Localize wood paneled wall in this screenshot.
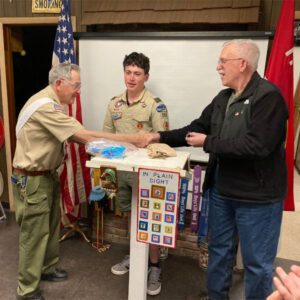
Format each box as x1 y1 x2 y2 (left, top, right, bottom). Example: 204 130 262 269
0 0 299 32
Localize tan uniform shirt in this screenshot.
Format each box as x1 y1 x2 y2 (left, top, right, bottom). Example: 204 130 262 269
103 88 169 134
13 85 83 171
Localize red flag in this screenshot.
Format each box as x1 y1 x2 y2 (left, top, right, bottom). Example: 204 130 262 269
265 0 295 211
52 0 91 224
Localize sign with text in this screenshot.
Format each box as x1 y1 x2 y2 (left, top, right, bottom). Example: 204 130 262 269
137 168 180 248
32 0 62 13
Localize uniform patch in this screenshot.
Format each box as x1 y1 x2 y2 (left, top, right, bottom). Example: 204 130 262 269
115 100 123 108
142 103 147 108
164 121 169 130
137 123 143 129
154 97 162 103
161 112 168 118
156 104 167 113
54 104 64 111
112 113 122 120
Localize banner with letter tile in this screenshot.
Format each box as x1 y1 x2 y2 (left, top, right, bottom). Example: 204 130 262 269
137 168 180 248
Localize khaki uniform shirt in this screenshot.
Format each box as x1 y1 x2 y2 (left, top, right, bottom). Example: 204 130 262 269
103 88 169 134
13 85 83 171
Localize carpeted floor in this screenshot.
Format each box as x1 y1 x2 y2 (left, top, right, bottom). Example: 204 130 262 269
277 211 300 261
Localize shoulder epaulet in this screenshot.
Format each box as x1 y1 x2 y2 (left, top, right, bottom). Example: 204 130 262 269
110 96 117 101
154 97 162 103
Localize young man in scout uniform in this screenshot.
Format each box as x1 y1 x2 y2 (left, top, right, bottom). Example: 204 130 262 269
103 52 169 296
12 62 147 300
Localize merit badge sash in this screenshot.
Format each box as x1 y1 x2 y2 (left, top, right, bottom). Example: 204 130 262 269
197 189 210 244
190 165 201 231
177 178 189 229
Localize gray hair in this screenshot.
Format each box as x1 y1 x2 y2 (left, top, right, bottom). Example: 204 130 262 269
223 39 260 71
49 63 80 84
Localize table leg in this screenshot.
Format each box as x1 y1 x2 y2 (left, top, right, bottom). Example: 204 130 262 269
128 172 149 300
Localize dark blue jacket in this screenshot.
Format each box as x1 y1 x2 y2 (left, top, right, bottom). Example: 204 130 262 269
160 72 289 204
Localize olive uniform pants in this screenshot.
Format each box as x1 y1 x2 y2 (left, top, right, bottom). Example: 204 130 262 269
12 173 61 297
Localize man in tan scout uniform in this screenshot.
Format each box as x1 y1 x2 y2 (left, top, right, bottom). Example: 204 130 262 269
103 52 169 296
12 62 147 300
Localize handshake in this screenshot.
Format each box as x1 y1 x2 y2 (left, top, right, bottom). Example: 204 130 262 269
132 131 160 148
124 130 207 149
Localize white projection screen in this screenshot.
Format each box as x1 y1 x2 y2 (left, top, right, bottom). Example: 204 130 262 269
78 33 269 162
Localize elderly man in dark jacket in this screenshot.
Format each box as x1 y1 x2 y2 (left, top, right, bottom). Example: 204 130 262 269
145 39 289 300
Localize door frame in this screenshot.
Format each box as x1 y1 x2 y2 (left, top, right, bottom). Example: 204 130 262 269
0 17 76 210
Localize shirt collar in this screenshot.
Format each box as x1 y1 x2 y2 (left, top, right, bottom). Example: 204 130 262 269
121 88 147 104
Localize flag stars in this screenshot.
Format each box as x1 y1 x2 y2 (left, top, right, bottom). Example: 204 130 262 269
61 14 66 22
62 26 67 33
62 37 68 44
57 37 61 44
63 48 68 55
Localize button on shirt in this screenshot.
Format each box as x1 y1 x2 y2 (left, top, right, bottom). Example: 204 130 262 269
13 85 84 171
103 88 169 134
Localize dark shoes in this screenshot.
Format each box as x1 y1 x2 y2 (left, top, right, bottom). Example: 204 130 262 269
41 268 68 282
16 292 45 300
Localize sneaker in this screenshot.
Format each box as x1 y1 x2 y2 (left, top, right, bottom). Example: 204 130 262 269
111 255 130 275
147 266 162 296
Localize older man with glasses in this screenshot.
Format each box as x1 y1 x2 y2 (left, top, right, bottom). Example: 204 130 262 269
144 39 289 300
12 62 148 300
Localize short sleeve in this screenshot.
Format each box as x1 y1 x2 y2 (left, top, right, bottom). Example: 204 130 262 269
32 102 84 142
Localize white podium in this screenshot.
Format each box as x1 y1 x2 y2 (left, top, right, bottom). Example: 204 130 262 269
86 148 190 300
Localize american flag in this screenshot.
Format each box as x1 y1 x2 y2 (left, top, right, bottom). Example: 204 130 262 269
52 0 91 225
265 0 295 211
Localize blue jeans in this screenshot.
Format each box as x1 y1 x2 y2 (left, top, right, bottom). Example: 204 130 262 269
207 184 283 300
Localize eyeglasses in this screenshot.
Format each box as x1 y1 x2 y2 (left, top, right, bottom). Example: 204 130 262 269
62 78 81 90
217 58 243 65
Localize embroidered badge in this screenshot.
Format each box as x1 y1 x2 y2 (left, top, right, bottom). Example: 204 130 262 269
156 104 167 113
142 103 147 108
112 113 122 120
54 104 64 111
164 121 169 130
115 100 123 108
244 99 249 104
137 123 143 129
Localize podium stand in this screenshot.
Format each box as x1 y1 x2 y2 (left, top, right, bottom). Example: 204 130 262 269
86 148 190 300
